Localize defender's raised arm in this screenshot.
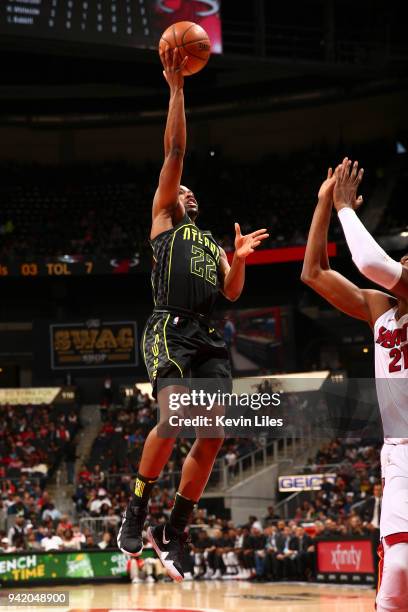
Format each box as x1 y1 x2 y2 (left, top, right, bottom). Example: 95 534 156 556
301 166 389 326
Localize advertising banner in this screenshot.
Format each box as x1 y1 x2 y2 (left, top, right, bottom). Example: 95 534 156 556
0 550 132 584
316 539 375 584
50 320 138 370
0 388 61 406
278 473 336 492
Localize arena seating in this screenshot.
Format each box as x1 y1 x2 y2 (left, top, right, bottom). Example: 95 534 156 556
0 402 79 483
0 142 395 260
1 405 381 583
0 402 80 552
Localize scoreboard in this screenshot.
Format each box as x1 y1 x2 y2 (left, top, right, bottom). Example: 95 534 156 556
1 0 157 48
0 255 143 277
0 1 223 52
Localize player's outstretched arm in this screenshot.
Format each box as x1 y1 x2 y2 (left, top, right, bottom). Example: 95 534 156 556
220 223 269 301
151 46 188 240
301 167 390 325
334 157 408 299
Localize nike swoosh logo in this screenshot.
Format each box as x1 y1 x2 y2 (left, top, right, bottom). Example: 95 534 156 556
162 525 170 545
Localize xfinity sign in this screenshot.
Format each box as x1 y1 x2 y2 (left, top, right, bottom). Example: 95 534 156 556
278 473 336 492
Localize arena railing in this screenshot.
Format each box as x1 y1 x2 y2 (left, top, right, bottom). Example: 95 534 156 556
227 428 313 487
79 516 121 540
103 426 313 495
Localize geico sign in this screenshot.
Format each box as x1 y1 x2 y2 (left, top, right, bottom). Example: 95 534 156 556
278 473 336 492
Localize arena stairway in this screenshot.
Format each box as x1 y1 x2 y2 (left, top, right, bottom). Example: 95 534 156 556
204 435 328 524
48 404 102 518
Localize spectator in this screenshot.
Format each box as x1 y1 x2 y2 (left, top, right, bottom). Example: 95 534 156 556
263 505 280 526
0 537 14 553
71 524 86 548
61 528 80 550
89 488 112 516
98 532 113 550
224 446 238 479
81 534 96 550
274 526 298 580
42 503 61 523
64 441 77 485
26 531 43 551
359 482 382 530
7 514 27 545
291 526 314 580
41 528 63 551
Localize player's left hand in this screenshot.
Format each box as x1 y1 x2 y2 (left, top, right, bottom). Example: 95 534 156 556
317 167 336 202
234 223 269 260
333 157 364 212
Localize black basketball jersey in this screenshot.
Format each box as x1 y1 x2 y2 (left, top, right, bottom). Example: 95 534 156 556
150 214 222 316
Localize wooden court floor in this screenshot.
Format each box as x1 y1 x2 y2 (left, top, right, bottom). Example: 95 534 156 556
10 581 376 612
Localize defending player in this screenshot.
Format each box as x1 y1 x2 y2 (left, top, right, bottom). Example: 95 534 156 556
302 157 408 611
117 46 269 581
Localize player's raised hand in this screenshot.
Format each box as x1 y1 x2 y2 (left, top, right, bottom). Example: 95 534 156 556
234 223 269 260
317 167 336 202
333 157 364 212
160 46 188 92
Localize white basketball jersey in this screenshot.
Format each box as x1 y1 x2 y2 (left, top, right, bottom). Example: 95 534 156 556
374 306 408 444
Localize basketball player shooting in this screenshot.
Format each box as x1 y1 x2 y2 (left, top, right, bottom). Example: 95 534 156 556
302 157 408 611
117 46 269 582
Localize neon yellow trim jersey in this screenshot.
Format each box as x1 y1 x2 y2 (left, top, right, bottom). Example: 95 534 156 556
150 214 222 316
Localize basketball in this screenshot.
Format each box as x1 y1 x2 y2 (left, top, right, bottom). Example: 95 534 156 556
159 21 211 76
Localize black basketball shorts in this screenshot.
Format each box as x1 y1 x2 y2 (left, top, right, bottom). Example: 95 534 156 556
141 310 232 398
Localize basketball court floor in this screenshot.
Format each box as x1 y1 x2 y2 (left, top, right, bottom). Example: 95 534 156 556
10 581 376 612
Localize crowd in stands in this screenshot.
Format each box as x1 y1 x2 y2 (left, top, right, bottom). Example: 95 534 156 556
129 438 382 582
0 512 115 554
0 395 382 583
2 420 381 583
73 387 262 520
0 139 395 260
0 401 80 552
0 402 79 484
1 474 382 584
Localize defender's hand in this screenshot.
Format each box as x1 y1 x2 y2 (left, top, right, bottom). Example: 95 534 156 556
333 157 364 212
234 223 269 260
160 46 188 92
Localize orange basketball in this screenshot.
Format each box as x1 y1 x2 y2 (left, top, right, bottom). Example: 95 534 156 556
159 21 211 76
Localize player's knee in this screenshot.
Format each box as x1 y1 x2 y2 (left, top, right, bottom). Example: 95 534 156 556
387 553 408 580
201 437 224 452
377 552 408 610
377 588 408 611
